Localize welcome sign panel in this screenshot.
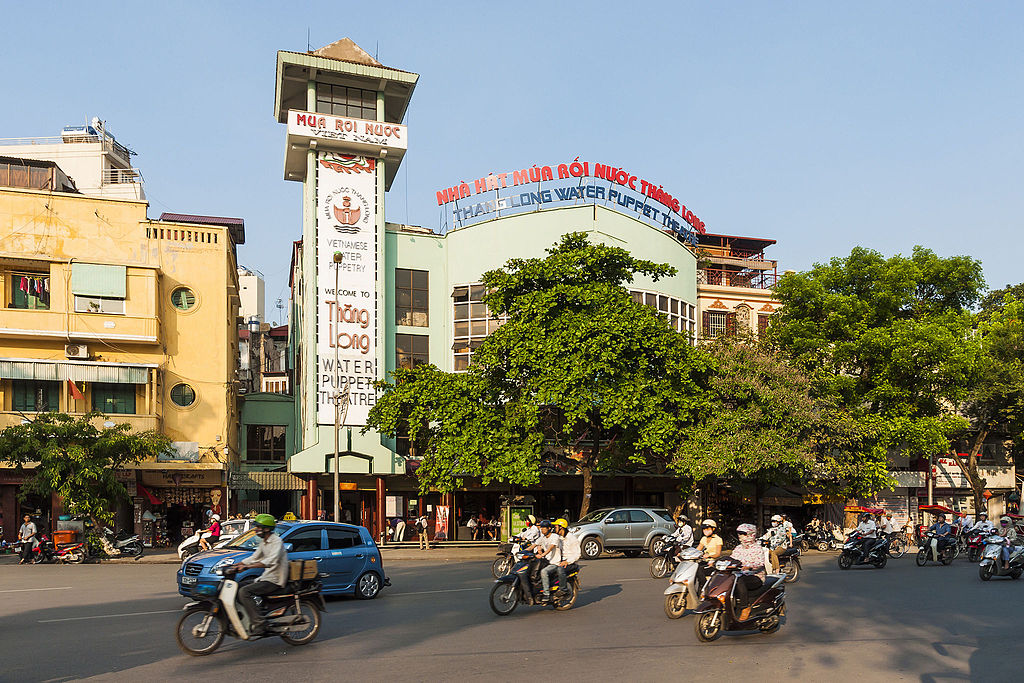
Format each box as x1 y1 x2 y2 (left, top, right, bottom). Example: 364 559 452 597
315 152 377 426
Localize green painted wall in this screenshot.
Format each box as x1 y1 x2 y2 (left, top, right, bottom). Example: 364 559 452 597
239 392 296 470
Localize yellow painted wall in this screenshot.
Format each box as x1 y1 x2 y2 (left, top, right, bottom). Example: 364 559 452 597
0 186 240 465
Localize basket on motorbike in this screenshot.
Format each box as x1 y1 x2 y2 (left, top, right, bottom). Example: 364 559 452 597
498 542 513 555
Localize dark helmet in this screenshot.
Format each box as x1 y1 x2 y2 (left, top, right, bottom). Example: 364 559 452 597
537 520 552 528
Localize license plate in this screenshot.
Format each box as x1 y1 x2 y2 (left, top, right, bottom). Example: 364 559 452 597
182 576 197 586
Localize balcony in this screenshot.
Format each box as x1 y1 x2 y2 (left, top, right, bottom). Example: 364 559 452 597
699 268 779 290
0 308 159 344
0 412 159 432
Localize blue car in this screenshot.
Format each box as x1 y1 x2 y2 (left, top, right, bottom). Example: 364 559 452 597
176 521 389 599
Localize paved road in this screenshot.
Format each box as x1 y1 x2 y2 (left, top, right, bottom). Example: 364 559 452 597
1 550 1022 681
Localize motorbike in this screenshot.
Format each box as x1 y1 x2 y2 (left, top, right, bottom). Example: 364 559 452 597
651 537 686 579
489 550 580 616
663 547 708 618
30 534 57 564
692 556 786 642
837 532 891 569
965 531 989 563
915 531 956 566
776 546 802 582
55 541 87 564
792 532 809 553
492 536 526 579
102 526 144 558
175 561 324 656
978 536 1024 581
808 523 842 552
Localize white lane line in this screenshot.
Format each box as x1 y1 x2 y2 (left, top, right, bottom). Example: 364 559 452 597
390 587 486 596
39 609 180 623
615 578 652 582
0 586 73 594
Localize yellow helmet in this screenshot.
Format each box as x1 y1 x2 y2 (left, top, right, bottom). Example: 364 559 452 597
553 518 570 529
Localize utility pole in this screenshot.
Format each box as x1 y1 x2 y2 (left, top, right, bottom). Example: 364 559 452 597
333 251 343 522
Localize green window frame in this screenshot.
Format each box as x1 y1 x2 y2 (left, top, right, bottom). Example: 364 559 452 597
12 380 59 412
245 425 287 462
170 383 196 407
9 272 50 310
171 287 196 311
91 382 136 415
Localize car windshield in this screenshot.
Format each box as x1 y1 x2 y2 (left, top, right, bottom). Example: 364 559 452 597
654 509 674 522
577 509 612 524
224 529 262 549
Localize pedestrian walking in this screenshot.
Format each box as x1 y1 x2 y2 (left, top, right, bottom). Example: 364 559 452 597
18 514 37 564
417 514 429 550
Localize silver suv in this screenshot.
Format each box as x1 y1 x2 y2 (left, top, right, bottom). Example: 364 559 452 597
569 507 676 560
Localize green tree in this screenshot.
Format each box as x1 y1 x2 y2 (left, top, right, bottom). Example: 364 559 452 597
0 412 171 532
769 246 986 506
367 233 712 518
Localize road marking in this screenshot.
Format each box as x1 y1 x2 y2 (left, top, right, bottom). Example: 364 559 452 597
0 586 73 594
390 587 486 596
39 609 180 623
615 578 652 582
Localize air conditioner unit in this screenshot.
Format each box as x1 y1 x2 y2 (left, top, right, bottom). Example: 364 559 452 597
65 344 89 359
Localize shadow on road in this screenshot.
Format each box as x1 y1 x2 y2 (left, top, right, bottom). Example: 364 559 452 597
575 583 623 608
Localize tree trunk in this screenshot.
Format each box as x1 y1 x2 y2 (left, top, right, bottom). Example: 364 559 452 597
949 427 989 515
579 465 593 520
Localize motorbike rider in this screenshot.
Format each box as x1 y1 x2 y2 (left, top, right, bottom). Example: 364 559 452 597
519 514 541 545
552 519 580 598
761 515 789 573
730 523 767 620
694 520 723 588
199 514 222 551
927 513 953 562
235 514 288 634
669 516 694 548
997 516 1018 570
854 512 877 557
970 512 995 535
532 520 563 603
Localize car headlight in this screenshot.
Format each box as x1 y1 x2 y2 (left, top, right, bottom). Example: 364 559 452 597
211 557 235 573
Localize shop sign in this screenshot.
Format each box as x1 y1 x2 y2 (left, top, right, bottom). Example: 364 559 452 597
158 442 201 463
316 151 378 426
434 505 450 541
933 457 970 488
435 160 706 240
139 470 223 488
287 110 408 151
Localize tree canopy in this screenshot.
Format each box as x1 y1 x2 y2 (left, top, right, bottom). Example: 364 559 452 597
367 232 712 517
0 412 171 528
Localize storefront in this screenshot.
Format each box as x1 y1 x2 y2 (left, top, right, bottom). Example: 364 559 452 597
133 469 225 546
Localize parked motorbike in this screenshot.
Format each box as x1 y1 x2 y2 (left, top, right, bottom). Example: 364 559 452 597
175 561 324 656
651 538 685 579
837 532 891 570
489 551 580 616
808 523 842 552
29 534 57 564
55 541 87 564
978 536 1024 581
663 547 708 618
692 557 786 642
102 526 144 559
492 537 523 579
915 531 956 566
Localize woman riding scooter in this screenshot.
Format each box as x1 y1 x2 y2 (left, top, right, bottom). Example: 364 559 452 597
730 523 767 620
997 516 1018 570
694 520 723 588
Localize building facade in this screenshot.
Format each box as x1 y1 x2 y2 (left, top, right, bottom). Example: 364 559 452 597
0 130 242 544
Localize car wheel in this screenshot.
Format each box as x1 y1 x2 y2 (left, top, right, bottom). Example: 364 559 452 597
649 536 667 558
581 537 603 560
355 571 382 599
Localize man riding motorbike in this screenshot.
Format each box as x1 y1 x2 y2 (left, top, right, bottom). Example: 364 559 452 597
729 523 767 621
854 513 877 557
970 512 995 535
533 521 563 603
927 513 954 562
997 516 1018 570
235 514 288 634
761 515 790 573
553 519 580 599
669 516 695 548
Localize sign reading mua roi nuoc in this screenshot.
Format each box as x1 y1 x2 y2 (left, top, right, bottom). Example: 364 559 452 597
316 152 377 426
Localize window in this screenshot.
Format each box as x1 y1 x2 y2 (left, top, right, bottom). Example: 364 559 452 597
9 272 50 310
395 268 428 326
12 380 59 412
315 83 377 120
758 314 771 336
606 511 629 524
396 334 429 369
327 528 362 550
628 289 697 341
703 311 734 339
171 287 196 311
74 295 124 314
285 528 323 553
91 383 136 414
628 510 653 523
246 425 287 462
452 283 507 370
170 383 196 407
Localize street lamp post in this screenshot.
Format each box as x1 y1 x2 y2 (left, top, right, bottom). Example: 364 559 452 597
333 251 343 522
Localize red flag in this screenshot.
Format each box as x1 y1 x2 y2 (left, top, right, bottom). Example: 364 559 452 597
68 380 85 401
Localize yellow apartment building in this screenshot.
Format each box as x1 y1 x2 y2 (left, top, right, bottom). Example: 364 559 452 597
0 150 243 545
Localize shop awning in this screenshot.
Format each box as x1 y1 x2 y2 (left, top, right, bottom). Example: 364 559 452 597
229 471 306 491
0 358 154 384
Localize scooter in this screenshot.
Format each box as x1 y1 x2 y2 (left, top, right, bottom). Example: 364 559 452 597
915 531 956 566
31 534 57 564
102 526 144 558
838 532 891 569
489 550 580 616
692 557 786 642
55 541 87 564
492 536 524 579
175 561 324 656
663 547 708 618
776 546 802 582
965 531 989 563
651 537 686 579
978 536 1024 581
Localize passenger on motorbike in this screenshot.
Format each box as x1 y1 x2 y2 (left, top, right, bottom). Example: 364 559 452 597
520 515 541 545
730 523 767 620
761 515 789 573
553 519 580 598
669 516 694 548
970 512 995 535
928 514 954 561
235 514 288 634
855 513 877 556
532 521 563 603
997 516 1018 569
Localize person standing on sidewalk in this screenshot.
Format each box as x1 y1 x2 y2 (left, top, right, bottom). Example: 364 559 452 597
417 513 429 550
18 514 37 564
394 516 406 542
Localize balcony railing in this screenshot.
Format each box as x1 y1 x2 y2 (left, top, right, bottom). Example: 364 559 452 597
102 167 142 184
699 269 779 289
0 134 132 161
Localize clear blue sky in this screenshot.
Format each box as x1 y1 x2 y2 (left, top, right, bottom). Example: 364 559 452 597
2 2 1021 320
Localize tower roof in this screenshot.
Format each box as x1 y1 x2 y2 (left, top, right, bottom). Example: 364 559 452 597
312 38 382 67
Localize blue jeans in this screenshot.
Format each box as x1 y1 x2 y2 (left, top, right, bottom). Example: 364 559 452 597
540 564 559 596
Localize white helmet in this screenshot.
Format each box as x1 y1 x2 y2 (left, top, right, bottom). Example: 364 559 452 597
210 514 220 521
771 514 783 522
701 519 717 529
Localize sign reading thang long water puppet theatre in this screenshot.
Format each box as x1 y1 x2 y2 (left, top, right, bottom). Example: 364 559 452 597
316 152 377 426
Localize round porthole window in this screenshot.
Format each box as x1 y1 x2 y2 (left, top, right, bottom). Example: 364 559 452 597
170 383 196 407
171 287 196 311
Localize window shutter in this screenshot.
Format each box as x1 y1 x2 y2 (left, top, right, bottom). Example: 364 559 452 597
726 312 737 336
702 311 710 338
71 263 126 298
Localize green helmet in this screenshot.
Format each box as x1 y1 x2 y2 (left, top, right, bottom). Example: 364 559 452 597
254 514 276 530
